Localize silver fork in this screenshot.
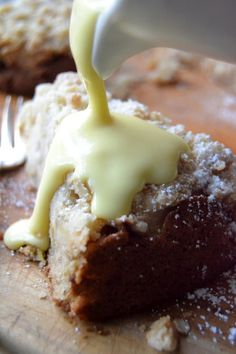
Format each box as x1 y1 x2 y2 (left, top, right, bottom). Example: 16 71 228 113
0 96 26 170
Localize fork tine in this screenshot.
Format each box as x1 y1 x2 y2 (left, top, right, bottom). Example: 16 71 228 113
0 95 26 170
14 96 24 147
1 95 14 148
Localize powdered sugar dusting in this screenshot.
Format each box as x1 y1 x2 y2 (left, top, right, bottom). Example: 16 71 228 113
146 266 235 350
183 266 236 346
228 327 236 345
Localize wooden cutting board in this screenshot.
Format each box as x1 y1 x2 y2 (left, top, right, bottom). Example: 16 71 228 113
1 55 236 354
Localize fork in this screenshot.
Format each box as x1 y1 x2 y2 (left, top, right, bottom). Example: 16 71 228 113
0 96 26 170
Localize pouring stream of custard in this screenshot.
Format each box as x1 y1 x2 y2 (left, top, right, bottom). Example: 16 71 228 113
4 0 188 251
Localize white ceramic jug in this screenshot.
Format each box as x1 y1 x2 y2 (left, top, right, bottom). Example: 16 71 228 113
92 0 236 78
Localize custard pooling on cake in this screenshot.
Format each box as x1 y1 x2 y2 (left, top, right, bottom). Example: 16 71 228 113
4 0 187 251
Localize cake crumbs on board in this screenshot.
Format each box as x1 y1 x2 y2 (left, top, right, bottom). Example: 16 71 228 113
143 264 236 351
146 316 179 352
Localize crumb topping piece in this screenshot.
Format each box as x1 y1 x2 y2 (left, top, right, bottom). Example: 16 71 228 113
146 316 179 352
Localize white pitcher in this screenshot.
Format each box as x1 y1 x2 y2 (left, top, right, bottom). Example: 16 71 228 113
92 0 236 78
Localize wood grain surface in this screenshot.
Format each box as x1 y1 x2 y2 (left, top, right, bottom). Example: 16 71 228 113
1 55 236 354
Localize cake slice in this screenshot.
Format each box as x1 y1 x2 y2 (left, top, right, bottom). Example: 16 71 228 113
20 72 236 320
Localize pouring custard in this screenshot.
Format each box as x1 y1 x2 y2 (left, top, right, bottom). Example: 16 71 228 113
4 0 188 251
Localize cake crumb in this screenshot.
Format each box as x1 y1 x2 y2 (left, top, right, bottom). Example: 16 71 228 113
146 316 178 352
39 292 47 300
174 319 190 336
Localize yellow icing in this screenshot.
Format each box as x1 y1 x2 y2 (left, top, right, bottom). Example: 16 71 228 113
4 0 188 251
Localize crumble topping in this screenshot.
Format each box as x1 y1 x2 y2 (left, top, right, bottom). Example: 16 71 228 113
0 0 72 57
20 72 236 226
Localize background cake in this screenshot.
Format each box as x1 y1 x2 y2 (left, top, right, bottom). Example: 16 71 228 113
0 0 75 96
